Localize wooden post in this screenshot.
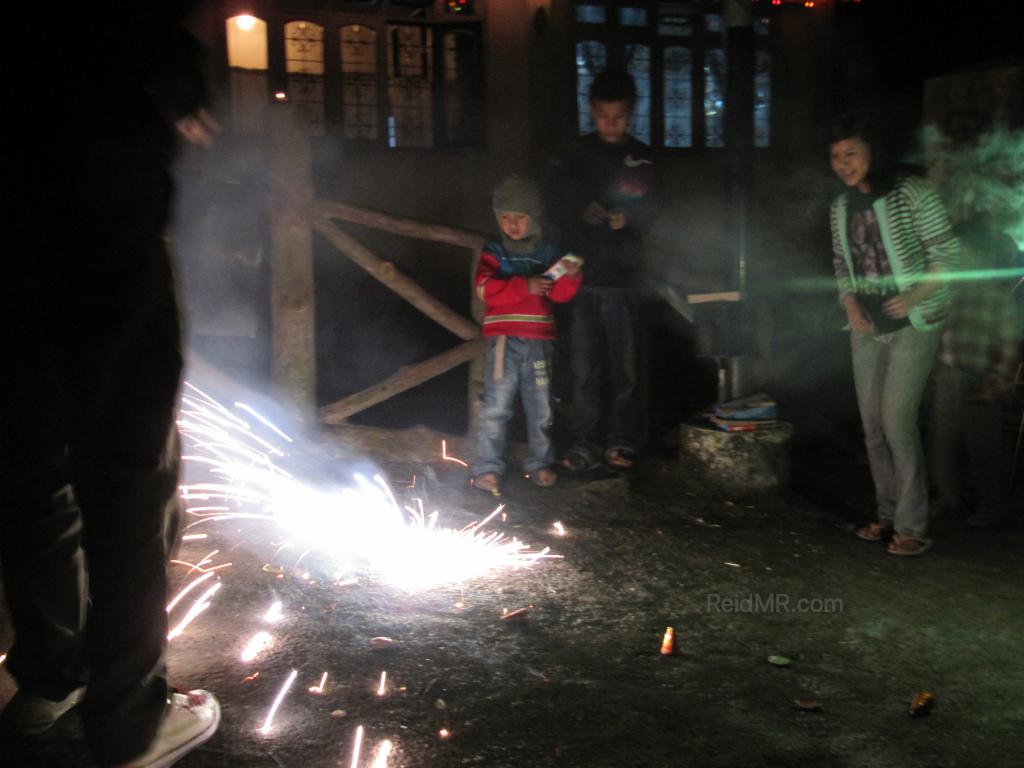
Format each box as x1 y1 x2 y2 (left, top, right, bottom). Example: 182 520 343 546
267 103 316 418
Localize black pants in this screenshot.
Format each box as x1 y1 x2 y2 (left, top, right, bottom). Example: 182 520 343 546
2 138 183 765
567 288 643 459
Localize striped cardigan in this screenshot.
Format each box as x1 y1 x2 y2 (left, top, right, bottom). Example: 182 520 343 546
831 176 960 331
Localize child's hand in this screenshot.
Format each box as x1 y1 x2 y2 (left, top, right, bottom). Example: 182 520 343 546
583 201 609 225
527 276 553 295
608 209 627 230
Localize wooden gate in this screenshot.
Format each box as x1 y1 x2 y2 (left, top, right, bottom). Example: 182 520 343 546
267 105 486 432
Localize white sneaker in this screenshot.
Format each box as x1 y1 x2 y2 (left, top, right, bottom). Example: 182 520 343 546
116 689 220 768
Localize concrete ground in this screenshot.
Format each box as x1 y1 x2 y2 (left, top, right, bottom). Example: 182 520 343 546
1 435 1022 768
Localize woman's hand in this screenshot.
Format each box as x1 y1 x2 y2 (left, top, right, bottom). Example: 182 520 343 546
883 291 919 318
842 296 875 334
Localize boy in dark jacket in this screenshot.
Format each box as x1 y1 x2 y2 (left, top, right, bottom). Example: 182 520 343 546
548 69 656 472
471 176 582 495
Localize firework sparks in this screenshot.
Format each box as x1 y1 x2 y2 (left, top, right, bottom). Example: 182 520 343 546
309 672 328 694
441 440 468 467
0 652 6 665
167 581 222 641
263 600 284 623
166 570 216 612
552 521 567 536
376 670 388 696
348 725 365 768
240 631 273 662
178 384 559 590
370 739 394 768
260 669 298 735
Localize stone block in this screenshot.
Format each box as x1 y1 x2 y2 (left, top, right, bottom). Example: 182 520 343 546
679 420 793 495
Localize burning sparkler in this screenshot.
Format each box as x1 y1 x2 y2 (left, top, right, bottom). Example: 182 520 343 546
240 631 273 662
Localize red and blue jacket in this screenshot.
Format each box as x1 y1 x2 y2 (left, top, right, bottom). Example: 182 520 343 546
475 240 581 340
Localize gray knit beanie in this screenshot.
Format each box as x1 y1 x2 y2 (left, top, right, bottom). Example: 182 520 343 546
492 174 543 251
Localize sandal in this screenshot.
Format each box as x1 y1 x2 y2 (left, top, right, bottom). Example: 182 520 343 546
527 467 557 488
855 521 893 541
887 534 931 556
561 448 600 474
471 473 502 497
604 447 636 470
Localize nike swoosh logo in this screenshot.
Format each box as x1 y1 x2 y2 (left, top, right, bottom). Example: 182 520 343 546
624 154 653 167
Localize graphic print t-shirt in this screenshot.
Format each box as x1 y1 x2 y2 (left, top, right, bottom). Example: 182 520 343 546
848 191 909 334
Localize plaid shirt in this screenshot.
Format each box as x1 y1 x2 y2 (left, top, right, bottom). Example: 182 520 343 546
940 238 1022 377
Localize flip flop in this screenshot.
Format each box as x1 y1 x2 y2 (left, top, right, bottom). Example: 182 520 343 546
528 467 558 488
604 447 636 470
886 535 932 556
856 521 893 541
471 473 502 497
561 448 600 474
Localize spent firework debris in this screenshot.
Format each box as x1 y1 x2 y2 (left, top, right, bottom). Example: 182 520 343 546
240 631 274 662
552 521 567 536
260 669 298 735
369 637 394 649
500 605 533 621
660 626 675 656
242 672 261 683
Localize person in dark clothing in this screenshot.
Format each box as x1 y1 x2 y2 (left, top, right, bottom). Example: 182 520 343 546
1 4 220 766
547 69 656 472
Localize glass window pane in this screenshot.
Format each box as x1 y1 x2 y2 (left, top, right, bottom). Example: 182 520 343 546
387 25 434 147
285 21 325 135
619 7 648 26
227 15 268 70
576 4 606 23
341 24 378 140
754 50 771 148
704 47 726 147
658 4 693 36
575 40 607 135
663 46 692 147
227 16 268 135
704 13 724 33
443 30 481 145
625 43 651 145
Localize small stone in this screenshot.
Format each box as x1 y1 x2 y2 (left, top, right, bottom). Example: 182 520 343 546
330 709 347 718
435 698 447 709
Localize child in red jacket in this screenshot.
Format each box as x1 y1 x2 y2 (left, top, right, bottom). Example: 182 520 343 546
471 175 582 495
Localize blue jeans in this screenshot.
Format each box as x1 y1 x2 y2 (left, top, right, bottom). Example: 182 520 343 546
472 337 554 477
850 326 939 539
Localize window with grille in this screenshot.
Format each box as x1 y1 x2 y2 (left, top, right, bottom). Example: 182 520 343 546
572 2 772 150
222 7 483 148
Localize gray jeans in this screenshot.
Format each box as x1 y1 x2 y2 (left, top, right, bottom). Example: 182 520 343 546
851 326 939 539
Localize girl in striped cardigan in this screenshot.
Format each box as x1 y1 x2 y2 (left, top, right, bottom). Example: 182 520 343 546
829 115 960 556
